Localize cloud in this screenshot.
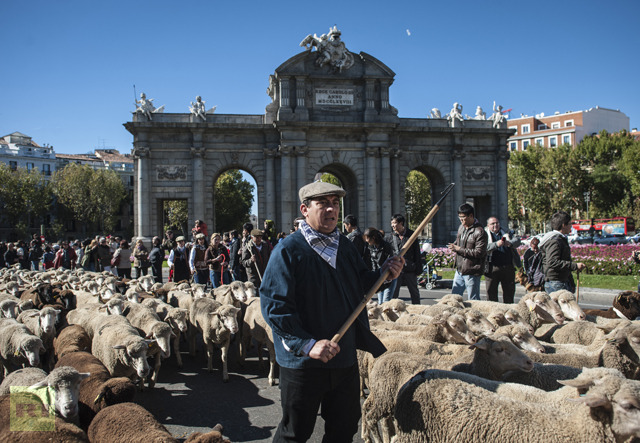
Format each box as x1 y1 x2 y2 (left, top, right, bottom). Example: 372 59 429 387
406 29 411 36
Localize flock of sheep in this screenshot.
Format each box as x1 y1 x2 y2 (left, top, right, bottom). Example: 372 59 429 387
0 264 639 442
0 267 267 442
361 290 640 442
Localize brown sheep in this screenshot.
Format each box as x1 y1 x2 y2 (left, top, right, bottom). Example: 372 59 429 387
56 351 136 431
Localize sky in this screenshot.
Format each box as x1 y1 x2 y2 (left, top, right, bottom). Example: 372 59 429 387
2 0 639 155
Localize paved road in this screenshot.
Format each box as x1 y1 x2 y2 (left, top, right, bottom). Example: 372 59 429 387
136 271 621 442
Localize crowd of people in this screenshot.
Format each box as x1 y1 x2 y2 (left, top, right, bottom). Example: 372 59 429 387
0 219 292 291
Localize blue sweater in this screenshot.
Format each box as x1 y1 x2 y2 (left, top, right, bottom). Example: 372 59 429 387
260 230 386 369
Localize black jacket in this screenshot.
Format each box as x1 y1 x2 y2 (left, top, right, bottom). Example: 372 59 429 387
387 227 422 274
540 231 576 283
453 220 488 276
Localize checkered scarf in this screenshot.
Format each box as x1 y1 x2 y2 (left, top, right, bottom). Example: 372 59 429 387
299 220 340 269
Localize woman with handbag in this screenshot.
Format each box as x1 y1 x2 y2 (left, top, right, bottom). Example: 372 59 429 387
133 239 150 279
112 240 132 279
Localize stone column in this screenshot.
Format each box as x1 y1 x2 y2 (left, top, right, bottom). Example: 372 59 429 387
380 147 392 226
365 147 379 228
390 148 401 216
496 148 509 222
451 147 465 227
296 146 308 192
279 145 293 229
133 146 150 240
277 77 293 120
364 79 376 122
295 76 309 120
264 147 276 222
191 147 206 229
380 80 390 111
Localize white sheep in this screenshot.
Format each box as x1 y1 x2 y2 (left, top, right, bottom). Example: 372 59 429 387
141 298 188 368
189 297 240 382
17 307 60 370
241 297 277 385
378 299 408 321
0 318 45 376
458 307 496 337
124 302 174 388
0 298 20 318
468 291 565 330
393 367 640 442
362 337 533 443
494 324 545 353
549 289 587 321
90 314 154 382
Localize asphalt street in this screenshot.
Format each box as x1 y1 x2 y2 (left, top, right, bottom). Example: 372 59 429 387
134 274 623 442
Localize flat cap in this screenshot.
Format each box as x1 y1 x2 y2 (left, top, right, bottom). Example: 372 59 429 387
299 182 346 203
195 233 205 239
176 236 185 242
250 229 264 236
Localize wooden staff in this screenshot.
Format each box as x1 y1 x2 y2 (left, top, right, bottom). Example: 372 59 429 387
575 270 580 303
331 183 455 343
248 241 263 283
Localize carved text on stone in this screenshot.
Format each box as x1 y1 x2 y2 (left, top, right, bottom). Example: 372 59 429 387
315 89 354 106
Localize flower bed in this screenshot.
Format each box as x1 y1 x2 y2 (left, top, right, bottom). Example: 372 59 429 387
423 244 640 277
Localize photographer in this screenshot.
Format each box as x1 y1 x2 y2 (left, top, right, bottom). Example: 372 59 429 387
484 217 521 304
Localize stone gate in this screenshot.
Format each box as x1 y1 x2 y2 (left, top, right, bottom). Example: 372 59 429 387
125 28 512 246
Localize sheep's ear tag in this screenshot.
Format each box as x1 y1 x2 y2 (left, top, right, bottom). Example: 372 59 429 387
148 343 154 349
14 349 20 356
94 394 101 403
617 294 622 301
54 294 60 299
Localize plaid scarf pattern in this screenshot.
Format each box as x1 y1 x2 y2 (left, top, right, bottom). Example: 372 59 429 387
300 220 340 269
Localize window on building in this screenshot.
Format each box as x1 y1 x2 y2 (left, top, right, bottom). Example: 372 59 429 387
509 141 517 151
551 122 560 129
42 164 51 176
522 140 530 150
26 162 34 171
537 124 548 130
9 161 17 171
549 136 557 147
535 138 544 146
563 134 571 145
521 124 530 134
565 120 574 127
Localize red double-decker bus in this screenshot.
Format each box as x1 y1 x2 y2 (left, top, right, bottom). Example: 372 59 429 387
571 217 636 236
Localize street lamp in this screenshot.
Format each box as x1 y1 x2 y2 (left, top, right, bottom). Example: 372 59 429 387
583 191 590 220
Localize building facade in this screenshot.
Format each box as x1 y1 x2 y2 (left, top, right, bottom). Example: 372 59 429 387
125 30 513 246
0 133 134 240
506 106 630 152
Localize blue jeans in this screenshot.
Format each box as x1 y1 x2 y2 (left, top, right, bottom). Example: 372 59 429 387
451 271 482 300
377 279 397 304
545 280 574 294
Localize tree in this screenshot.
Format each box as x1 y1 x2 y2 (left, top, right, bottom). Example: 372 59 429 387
163 200 188 236
51 163 127 235
405 170 431 231
0 164 52 230
214 170 254 233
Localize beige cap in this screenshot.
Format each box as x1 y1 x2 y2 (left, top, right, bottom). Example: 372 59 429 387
298 182 346 203
250 229 264 237
195 233 205 240
176 236 185 242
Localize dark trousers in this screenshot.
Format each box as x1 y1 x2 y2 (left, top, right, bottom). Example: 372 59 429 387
485 264 516 303
392 271 421 304
134 266 148 279
274 364 360 443
151 262 163 283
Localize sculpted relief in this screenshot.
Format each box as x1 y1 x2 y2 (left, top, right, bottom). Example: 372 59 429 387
465 166 492 181
300 26 355 73
157 165 187 180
